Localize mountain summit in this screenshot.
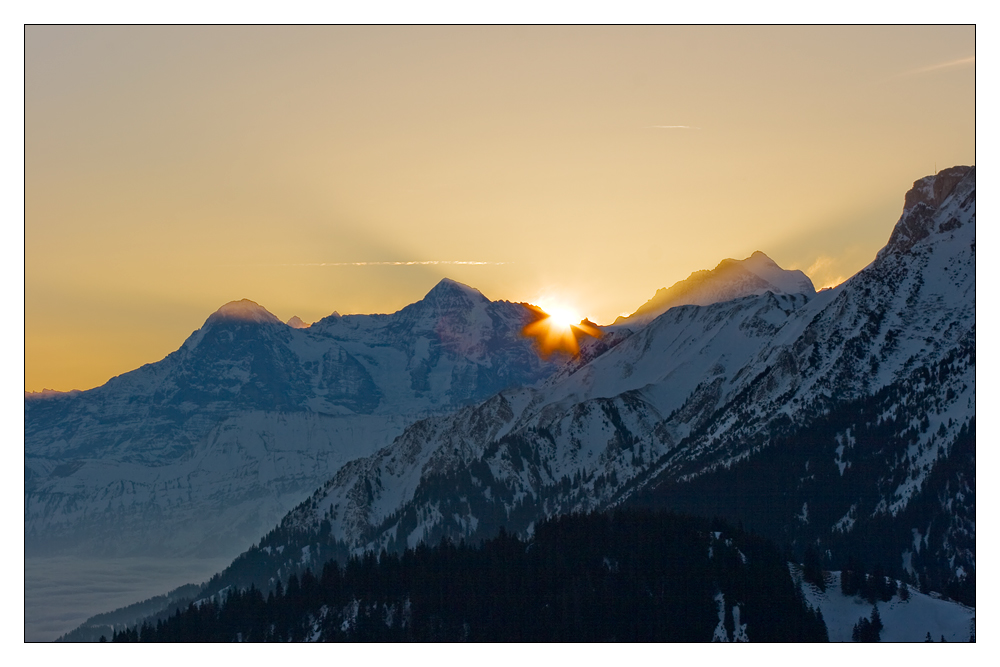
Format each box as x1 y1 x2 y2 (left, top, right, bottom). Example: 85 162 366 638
422 277 489 303
205 299 283 326
614 251 815 326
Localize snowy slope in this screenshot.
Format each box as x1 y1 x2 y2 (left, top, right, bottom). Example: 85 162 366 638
790 567 975 642
25 279 560 558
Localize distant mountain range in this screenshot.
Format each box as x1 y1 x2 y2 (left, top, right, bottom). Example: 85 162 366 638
32 166 975 641
25 241 819 560
25 279 561 557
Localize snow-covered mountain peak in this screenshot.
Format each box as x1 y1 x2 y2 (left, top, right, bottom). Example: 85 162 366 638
419 278 489 308
205 299 282 326
741 251 815 295
745 249 776 265
614 251 815 327
286 315 309 329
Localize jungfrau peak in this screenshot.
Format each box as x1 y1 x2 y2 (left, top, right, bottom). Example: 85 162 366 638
613 250 815 327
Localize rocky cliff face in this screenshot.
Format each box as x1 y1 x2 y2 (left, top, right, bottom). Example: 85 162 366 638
883 165 974 258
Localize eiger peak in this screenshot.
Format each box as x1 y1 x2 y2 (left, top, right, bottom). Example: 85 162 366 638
205 299 282 326
421 277 489 304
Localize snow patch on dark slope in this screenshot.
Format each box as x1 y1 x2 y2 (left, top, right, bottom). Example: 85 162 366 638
790 566 974 642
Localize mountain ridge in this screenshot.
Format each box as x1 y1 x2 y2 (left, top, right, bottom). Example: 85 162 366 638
24 278 561 558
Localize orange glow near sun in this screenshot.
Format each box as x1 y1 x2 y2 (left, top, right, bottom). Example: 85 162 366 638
522 303 602 357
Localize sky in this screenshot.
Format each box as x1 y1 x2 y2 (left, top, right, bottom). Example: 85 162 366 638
24 25 975 393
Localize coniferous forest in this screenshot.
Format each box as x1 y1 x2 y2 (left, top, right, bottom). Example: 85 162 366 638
109 510 827 642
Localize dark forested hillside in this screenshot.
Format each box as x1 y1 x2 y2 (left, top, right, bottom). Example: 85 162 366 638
110 510 827 642
631 342 976 607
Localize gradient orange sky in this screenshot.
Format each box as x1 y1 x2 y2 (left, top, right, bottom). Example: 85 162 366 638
25 25 975 392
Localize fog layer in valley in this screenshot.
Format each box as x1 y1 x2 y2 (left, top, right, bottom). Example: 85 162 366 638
24 555 233 642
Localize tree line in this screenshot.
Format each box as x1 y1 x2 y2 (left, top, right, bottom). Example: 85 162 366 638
110 509 827 642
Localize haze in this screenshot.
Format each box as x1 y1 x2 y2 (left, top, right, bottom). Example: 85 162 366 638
25 25 974 392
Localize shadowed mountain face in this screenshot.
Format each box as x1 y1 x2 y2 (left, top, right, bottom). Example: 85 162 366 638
24 280 561 558
614 251 815 327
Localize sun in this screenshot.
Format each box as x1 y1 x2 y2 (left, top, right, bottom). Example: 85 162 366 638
521 303 601 357
545 305 581 332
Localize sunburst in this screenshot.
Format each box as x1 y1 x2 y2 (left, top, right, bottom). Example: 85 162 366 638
522 304 601 357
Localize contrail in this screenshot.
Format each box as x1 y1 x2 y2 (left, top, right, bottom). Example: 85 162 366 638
650 125 701 129
223 260 511 267
899 56 974 77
